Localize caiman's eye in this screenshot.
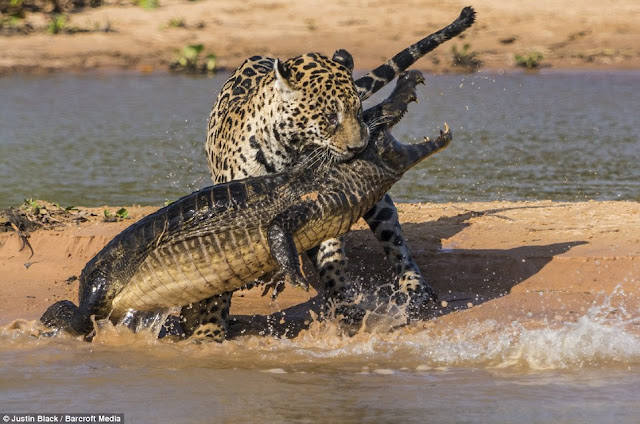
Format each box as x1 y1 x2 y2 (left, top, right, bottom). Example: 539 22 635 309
326 112 339 128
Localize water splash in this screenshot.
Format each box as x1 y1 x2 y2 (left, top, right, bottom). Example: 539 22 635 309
2 287 639 372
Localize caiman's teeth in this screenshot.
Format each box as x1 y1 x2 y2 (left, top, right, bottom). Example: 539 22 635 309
423 136 431 142
444 122 450 132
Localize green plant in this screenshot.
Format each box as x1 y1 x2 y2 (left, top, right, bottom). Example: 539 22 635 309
204 53 217 72
0 16 20 28
5 0 25 19
104 208 129 221
178 44 203 68
138 0 159 9
47 14 67 34
115 208 129 220
52 202 79 211
451 43 483 72
24 198 41 213
169 43 217 74
165 17 186 28
515 52 544 69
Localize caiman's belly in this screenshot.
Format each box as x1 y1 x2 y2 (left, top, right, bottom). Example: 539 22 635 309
109 206 361 318
110 227 274 317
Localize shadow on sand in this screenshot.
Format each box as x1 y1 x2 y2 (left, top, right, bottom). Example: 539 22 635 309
228 206 586 338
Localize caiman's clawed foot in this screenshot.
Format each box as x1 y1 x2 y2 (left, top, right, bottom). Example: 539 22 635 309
266 269 309 300
283 270 309 292
363 70 426 129
261 279 285 300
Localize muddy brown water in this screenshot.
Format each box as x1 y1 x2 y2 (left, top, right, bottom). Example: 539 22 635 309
1 71 640 422
1 291 640 423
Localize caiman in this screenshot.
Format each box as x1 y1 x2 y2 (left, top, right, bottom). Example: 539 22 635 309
40 70 453 337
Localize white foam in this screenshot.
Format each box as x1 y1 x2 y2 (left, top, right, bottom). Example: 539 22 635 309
261 368 288 374
4 288 639 372
222 287 640 371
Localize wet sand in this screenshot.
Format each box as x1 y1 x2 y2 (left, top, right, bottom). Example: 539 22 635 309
1 0 640 74
2 201 638 336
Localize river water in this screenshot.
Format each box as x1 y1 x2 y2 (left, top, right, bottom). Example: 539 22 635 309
2 291 640 423
1 70 640 422
1 71 639 209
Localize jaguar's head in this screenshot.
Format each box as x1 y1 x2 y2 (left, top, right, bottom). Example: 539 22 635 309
271 51 369 163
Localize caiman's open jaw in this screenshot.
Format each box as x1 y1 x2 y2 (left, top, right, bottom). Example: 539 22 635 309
422 122 451 144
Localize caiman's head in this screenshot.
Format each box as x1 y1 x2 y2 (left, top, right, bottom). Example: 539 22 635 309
370 123 452 176
362 70 453 176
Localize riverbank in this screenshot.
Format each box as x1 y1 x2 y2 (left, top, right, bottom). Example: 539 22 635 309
1 0 640 75
1 201 638 337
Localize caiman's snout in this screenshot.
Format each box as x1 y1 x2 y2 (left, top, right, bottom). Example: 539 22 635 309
386 123 452 174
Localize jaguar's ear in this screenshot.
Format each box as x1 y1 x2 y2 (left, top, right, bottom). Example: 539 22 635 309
332 49 354 73
274 58 295 94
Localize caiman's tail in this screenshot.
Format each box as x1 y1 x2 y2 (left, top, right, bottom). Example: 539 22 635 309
390 123 453 174
41 300 94 336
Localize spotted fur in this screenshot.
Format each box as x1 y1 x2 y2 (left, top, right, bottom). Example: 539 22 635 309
206 53 368 184
183 7 476 340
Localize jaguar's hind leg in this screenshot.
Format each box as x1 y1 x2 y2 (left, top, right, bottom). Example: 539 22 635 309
364 194 438 311
180 292 231 343
309 238 366 323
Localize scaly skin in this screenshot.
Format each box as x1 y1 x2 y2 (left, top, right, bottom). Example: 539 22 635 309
40 71 453 337
190 6 477 339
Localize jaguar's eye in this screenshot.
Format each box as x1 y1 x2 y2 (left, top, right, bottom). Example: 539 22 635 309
326 112 339 127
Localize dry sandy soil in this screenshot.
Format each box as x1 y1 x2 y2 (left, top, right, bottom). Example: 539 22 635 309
1 0 640 74
2 201 639 337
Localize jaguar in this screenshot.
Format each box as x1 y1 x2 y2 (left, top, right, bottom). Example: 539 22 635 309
181 7 476 341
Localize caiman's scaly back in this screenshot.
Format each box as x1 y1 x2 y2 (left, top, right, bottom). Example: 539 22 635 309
40 71 452 338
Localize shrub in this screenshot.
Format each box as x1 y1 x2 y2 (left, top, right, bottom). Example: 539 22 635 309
451 43 483 72
515 52 544 69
